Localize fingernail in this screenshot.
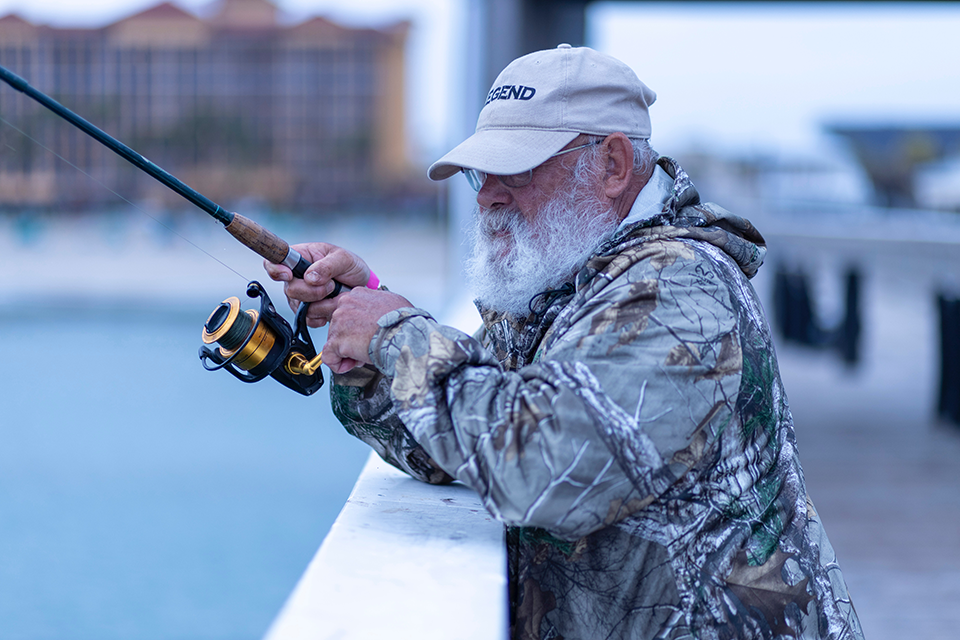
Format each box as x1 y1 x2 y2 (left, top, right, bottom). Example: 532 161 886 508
306 272 319 284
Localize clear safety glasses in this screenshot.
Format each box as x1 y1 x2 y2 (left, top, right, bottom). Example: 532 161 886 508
462 140 600 192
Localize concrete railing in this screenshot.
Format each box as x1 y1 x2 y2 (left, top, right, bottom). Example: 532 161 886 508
264 454 508 640
264 296 506 640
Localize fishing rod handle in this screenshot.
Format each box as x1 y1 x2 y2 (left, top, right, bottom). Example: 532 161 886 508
224 212 300 269
224 213 343 296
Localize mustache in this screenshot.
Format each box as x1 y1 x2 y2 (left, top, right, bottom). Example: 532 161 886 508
476 206 524 238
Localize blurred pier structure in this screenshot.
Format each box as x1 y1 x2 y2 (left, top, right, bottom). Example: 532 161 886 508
772 263 862 367
937 294 960 425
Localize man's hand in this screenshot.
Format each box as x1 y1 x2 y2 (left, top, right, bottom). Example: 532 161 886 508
323 287 413 374
263 242 370 327
262 241 412 373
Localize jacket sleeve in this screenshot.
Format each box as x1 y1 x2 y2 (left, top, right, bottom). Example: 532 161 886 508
330 361 454 485
368 243 744 540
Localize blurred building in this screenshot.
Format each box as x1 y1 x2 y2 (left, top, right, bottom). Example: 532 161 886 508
0 0 423 212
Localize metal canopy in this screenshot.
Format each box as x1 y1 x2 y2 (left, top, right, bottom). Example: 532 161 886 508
827 124 960 208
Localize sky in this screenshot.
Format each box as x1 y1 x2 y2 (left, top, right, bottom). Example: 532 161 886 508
1 1 958 165
589 2 960 160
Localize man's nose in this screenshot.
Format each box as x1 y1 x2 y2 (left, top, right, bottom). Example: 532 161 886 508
476 174 512 209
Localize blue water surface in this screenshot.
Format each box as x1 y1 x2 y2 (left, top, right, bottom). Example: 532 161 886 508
0 305 370 639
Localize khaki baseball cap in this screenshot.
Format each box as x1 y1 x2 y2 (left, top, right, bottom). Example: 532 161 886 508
428 44 656 181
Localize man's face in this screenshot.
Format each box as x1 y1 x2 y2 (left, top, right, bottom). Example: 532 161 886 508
474 140 596 233
465 142 618 317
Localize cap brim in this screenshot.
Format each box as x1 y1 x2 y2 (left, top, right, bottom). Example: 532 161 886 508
428 128 580 181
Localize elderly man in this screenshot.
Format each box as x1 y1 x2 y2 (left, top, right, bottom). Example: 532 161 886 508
265 45 862 640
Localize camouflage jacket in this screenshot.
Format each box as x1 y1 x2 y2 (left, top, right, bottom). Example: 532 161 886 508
331 157 862 640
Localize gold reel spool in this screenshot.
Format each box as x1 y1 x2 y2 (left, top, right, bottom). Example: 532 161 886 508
201 296 277 372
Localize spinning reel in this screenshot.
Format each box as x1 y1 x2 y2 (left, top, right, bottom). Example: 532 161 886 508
199 281 324 396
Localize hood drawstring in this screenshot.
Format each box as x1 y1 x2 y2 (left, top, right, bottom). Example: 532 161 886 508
528 282 576 319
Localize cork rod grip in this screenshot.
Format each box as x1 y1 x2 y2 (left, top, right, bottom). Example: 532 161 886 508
224 212 344 295
224 213 290 265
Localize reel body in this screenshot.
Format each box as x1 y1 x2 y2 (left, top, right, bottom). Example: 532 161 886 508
199 281 324 396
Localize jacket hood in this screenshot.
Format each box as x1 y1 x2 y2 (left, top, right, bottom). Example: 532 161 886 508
608 156 767 280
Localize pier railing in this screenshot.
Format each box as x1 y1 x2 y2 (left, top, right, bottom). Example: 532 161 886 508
263 450 508 639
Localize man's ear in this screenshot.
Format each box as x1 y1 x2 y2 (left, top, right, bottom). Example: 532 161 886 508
601 132 634 199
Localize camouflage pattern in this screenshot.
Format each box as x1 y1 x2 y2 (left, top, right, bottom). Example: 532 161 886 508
331 157 862 640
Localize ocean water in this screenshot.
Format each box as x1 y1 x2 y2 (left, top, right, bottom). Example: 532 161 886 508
0 306 371 639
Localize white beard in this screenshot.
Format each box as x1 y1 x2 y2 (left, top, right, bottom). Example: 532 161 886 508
465 179 617 317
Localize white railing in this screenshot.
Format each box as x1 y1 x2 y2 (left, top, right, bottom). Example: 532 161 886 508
264 296 505 639
264 455 508 639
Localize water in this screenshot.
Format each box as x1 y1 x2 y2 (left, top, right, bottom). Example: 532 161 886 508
0 307 371 639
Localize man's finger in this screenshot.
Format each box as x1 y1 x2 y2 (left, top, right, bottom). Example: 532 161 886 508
306 249 368 289
263 259 292 282
282 277 338 303
319 344 359 374
307 298 339 320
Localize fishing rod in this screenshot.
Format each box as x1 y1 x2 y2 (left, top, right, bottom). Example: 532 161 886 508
0 63 338 396
0 63 330 282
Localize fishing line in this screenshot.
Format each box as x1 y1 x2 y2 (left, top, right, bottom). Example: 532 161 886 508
0 64 322 283
0 64 340 396
0 114 250 282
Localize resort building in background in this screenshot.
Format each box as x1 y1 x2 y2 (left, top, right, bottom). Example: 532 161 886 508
0 0 423 212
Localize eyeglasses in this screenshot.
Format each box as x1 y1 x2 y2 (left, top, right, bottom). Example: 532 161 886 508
462 140 600 192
